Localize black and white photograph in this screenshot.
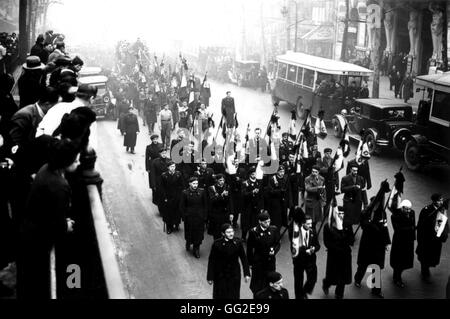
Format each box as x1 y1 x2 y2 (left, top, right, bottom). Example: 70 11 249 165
0 0 449 309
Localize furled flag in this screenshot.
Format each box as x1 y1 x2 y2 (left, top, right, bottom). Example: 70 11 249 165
388 167 406 212
314 110 327 139
289 109 297 140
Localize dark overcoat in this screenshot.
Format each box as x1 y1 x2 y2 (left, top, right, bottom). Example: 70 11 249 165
241 179 264 234
160 171 184 226
207 237 250 299
416 204 449 267
266 174 292 228
221 97 235 128
123 113 139 148
341 174 366 226
207 184 233 238
180 188 208 246
357 210 391 268
390 209 416 271
150 157 169 206
145 143 163 188
324 224 354 285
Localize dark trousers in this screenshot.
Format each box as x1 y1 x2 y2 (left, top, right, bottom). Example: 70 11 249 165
323 278 345 298
161 121 171 149
354 264 382 295
293 260 317 299
393 268 403 282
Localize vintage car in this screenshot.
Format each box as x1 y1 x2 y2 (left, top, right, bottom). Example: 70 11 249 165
78 75 115 119
332 98 416 155
228 60 260 88
403 73 450 171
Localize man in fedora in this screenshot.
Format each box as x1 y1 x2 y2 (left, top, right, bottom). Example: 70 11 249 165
18 56 45 108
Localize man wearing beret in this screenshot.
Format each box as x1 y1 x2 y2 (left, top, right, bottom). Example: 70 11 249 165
180 176 208 258
247 211 280 296
416 193 449 280
254 271 289 299
145 134 163 188
241 167 264 241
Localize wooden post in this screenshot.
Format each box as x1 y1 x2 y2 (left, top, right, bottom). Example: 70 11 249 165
19 0 28 62
441 1 448 72
340 0 350 62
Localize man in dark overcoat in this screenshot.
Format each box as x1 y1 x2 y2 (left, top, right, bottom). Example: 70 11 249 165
416 193 449 280
194 159 215 190
241 167 264 241
144 93 158 133
207 223 250 299
266 165 292 229
354 196 391 298
341 163 366 227
160 161 184 234
390 199 416 288
207 174 234 239
225 159 247 228
150 148 170 208
283 153 302 211
221 91 236 128
145 134 163 189
180 176 208 258
322 207 354 299
247 211 280 296
346 154 372 206
279 133 294 163
122 107 139 153
318 148 339 202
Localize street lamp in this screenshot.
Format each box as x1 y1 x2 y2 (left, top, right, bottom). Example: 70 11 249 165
281 1 299 52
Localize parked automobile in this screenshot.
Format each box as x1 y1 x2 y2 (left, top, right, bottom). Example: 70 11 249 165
403 73 450 171
78 75 115 119
332 98 415 155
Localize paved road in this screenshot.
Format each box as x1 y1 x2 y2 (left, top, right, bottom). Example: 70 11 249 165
96 79 450 299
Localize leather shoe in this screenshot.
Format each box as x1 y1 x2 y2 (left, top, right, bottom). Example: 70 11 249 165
185 242 190 251
193 248 200 259
166 229 172 234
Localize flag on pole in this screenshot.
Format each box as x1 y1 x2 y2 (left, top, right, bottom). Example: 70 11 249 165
289 109 297 140
388 167 405 212
314 110 327 139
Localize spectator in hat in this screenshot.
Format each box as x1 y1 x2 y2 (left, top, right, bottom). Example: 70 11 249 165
416 193 449 280
30 34 45 62
49 56 73 87
254 271 289 299
48 41 66 64
123 106 139 154
18 56 45 108
207 223 251 299
247 210 280 296
17 138 80 299
180 176 208 258
145 134 163 188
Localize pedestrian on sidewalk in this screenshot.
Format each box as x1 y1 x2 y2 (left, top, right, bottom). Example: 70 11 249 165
388 65 397 91
394 71 402 99
401 73 414 103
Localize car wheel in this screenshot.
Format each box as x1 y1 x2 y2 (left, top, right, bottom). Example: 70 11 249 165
365 132 380 156
404 140 423 171
332 118 343 138
393 129 411 151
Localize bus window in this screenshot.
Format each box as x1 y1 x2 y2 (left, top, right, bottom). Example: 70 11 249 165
278 63 287 79
348 76 362 87
296 67 304 85
431 90 450 123
287 65 297 82
303 68 315 88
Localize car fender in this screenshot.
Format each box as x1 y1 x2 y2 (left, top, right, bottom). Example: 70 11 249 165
409 134 428 146
365 127 379 140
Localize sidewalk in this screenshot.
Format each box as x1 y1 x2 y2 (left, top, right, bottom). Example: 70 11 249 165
367 75 422 110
